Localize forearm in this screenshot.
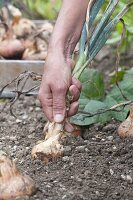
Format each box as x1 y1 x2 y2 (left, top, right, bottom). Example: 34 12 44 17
48 0 89 58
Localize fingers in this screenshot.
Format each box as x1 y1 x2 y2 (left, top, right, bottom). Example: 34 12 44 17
72 77 82 91
52 84 67 123
69 78 81 102
69 85 80 102
38 85 53 122
67 101 79 117
64 119 74 132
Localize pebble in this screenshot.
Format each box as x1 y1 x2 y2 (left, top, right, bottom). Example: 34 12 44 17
13 145 17 151
126 175 133 184
10 136 17 141
35 99 41 107
103 124 116 132
16 118 22 123
110 169 114 175
29 127 36 134
62 156 70 162
121 174 133 184
22 114 28 120
107 136 113 141
29 106 34 112
75 146 85 153
64 146 72 156
35 107 41 112
95 191 100 196
85 148 89 152
76 177 82 183
28 134 34 139
112 146 117 150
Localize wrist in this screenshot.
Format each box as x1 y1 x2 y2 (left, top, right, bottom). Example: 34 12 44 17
48 39 74 60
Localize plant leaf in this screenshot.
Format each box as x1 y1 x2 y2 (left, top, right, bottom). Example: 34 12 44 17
88 1 133 60
71 100 111 126
79 68 105 100
71 67 133 125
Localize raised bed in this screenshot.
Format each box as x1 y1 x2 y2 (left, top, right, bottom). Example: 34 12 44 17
0 60 44 98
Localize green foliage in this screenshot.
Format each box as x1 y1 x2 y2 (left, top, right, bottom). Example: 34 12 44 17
71 0 133 126
106 0 133 50
23 0 61 20
71 68 133 126
79 68 105 100
109 67 125 84
73 0 133 79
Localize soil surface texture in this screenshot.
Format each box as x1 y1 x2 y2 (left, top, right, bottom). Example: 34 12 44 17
1 95 133 200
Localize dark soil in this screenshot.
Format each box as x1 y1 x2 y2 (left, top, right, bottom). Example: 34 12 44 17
1 95 133 200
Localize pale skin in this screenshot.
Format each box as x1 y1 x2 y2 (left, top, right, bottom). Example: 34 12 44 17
39 0 89 132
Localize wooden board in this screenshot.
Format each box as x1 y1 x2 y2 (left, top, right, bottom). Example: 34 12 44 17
0 60 45 97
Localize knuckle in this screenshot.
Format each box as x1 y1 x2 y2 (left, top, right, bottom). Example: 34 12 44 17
53 84 67 94
53 100 65 111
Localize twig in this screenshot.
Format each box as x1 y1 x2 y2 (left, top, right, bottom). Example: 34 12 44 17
115 18 129 101
78 100 132 117
0 71 42 116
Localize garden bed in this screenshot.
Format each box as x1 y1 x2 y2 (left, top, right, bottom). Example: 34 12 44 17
1 96 133 200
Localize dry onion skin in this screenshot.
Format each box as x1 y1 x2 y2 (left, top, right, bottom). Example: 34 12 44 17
118 105 133 138
32 122 65 162
0 151 36 200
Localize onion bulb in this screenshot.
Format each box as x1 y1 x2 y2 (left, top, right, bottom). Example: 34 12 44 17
32 122 65 162
0 39 25 59
118 105 133 138
0 151 36 200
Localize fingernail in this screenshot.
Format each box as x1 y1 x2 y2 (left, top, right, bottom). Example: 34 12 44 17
54 114 64 123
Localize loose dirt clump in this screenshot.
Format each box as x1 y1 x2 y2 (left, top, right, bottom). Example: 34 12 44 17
1 96 133 200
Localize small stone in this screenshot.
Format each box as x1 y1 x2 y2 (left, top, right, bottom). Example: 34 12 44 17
22 114 28 120
121 174 126 180
75 146 85 153
107 136 113 141
95 191 100 196
64 146 72 156
29 127 36 134
70 176 74 179
112 146 117 150
14 141 19 145
28 134 33 139
85 148 89 152
16 118 22 123
126 175 133 184
13 145 17 150
62 195 67 199
76 177 82 183
35 107 41 112
10 136 17 141
29 106 34 112
103 124 116 132
110 169 114 175
62 156 70 162
35 99 41 107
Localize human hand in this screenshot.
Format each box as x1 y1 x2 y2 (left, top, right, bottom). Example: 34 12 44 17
38 51 81 132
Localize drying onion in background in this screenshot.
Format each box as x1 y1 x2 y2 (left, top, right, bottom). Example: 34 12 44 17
0 151 37 200
118 105 133 138
0 38 25 59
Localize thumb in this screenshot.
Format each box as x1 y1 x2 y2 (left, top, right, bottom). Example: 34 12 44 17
52 89 66 123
